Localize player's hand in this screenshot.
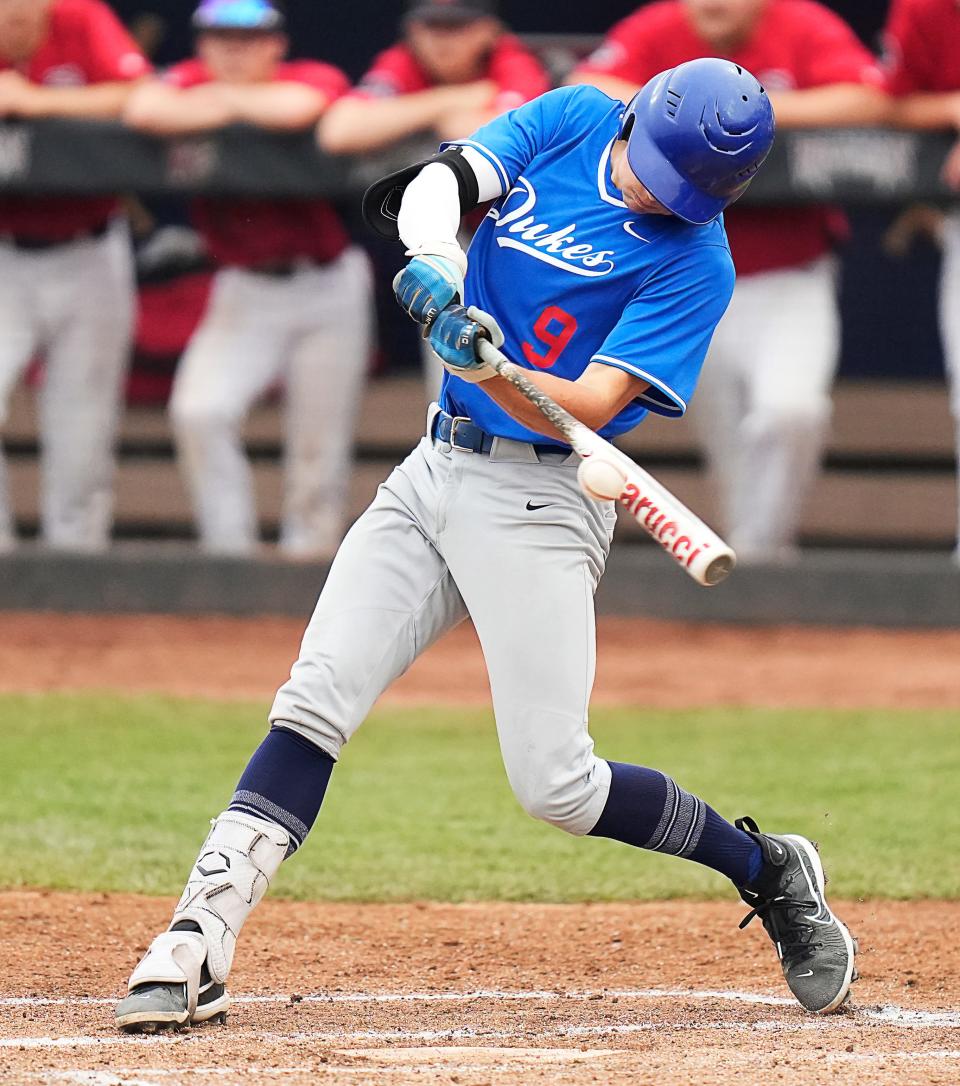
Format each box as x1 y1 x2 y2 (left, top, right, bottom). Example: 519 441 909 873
429 305 503 383
393 253 465 336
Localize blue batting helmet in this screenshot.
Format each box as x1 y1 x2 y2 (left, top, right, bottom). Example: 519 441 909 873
620 58 775 226
192 0 286 32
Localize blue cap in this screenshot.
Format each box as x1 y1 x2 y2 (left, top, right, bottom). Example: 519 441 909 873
620 58 775 225
192 0 286 32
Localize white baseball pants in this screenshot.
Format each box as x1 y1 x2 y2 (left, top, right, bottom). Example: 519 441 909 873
694 255 840 561
936 211 960 555
169 246 373 557
0 223 134 552
270 414 616 836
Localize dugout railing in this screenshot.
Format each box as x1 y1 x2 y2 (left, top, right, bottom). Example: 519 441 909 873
0 119 957 550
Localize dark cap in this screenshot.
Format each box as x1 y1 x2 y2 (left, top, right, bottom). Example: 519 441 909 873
405 0 498 25
192 0 286 32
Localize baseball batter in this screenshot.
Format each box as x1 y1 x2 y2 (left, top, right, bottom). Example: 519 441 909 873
117 60 858 1034
883 0 960 563
571 0 887 563
0 0 149 552
125 0 373 559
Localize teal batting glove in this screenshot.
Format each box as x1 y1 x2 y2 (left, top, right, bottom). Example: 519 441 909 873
429 305 504 383
393 254 464 335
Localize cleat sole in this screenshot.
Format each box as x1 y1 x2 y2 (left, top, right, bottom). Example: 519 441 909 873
119 1018 187 1035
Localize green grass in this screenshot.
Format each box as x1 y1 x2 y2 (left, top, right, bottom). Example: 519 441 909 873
0 693 956 901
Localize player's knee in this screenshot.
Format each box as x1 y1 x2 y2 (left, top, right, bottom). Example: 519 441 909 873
507 757 609 837
762 399 831 434
169 391 241 437
746 399 831 446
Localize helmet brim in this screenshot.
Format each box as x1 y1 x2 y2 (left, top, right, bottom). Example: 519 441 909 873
624 121 727 227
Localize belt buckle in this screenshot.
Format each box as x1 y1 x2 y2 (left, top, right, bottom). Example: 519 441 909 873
449 416 473 452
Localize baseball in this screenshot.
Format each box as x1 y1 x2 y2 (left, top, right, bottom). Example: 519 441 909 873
577 456 626 501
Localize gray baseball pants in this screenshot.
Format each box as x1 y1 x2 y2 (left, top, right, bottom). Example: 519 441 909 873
270 407 617 836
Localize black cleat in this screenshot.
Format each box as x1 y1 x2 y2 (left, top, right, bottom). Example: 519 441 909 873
116 973 228 1033
116 933 229 1034
735 816 858 1014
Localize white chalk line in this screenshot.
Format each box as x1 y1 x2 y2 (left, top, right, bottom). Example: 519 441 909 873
3 986 958 1030
29 1050 622 1085
827 1050 960 1062
6 1014 960 1053
23 1050 960 1086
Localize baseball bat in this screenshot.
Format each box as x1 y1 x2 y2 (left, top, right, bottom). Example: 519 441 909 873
476 339 736 587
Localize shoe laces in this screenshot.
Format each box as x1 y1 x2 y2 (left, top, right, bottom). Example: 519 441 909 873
739 893 823 969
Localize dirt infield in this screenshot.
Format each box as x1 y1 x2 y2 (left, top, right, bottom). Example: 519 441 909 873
0 892 958 1086
1 611 959 707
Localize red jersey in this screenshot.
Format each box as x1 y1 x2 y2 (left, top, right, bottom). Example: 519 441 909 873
166 59 351 268
574 0 884 275
0 0 149 241
883 0 960 94
351 34 549 112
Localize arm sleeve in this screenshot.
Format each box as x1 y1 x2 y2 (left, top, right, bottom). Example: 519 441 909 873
442 86 576 195
591 243 735 418
398 162 465 259
84 0 152 82
396 147 501 268
797 6 885 89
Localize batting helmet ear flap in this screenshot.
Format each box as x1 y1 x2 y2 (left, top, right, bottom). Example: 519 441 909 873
617 93 642 141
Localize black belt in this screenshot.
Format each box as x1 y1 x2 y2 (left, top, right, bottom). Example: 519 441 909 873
432 410 567 457
4 221 110 251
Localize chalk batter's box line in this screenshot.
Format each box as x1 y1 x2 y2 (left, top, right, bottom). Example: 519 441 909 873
1 987 959 1030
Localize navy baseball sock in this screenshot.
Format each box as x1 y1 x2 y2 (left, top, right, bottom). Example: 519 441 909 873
227 725 335 857
588 761 763 886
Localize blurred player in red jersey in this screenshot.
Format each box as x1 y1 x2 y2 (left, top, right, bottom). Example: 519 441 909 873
571 0 888 563
0 0 150 553
320 0 549 154
125 0 373 560
320 0 548 397
884 0 960 563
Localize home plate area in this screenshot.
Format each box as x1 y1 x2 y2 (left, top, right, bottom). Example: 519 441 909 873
1 894 959 1085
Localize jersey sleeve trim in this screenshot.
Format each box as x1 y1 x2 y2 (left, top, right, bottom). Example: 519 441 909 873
591 354 688 417
449 139 510 192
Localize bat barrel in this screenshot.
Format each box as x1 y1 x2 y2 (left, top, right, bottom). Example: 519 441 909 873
613 462 736 587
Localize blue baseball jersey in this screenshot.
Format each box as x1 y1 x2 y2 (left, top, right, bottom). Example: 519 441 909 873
439 84 735 444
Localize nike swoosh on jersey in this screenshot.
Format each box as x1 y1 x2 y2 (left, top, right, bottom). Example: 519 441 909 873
526 501 553 511
623 221 651 242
